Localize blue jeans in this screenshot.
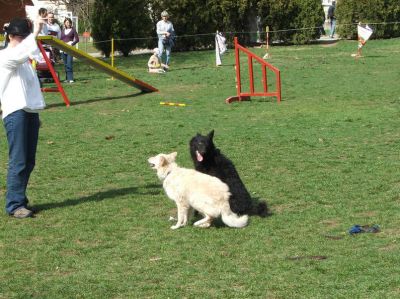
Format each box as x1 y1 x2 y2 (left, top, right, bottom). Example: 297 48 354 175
330 19 336 37
3 110 40 214
62 52 74 81
158 38 172 65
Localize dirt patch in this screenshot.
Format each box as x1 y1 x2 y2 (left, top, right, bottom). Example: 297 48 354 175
320 219 340 228
287 255 328 261
320 41 339 48
379 243 398 252
355 211 377 217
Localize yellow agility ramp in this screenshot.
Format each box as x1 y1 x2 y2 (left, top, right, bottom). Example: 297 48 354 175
37 35 158 92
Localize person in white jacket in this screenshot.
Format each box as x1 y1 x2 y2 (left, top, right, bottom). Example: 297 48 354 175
0 17 46 218
156 10 175 68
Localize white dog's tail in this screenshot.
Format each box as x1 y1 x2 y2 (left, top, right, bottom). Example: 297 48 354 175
221 210 249 228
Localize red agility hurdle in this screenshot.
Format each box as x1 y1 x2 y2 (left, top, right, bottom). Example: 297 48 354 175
37 40 71 106
226 37 281 104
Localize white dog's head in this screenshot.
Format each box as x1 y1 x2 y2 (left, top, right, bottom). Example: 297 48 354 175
148 152 178 180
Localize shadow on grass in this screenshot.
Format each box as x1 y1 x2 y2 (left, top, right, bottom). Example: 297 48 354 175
363 55 388 58
171 63 235 71
252 196 273 217
46 92 145 109
34 184 161 211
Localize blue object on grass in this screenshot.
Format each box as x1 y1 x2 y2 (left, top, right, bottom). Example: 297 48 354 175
349 224 380 235
349 225 363 235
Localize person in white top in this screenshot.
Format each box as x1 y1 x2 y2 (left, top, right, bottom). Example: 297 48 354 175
0 17 46 218
156 10 175 68
46 12 62 62
46 12 61 39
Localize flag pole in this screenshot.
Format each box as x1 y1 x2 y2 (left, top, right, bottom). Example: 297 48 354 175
352 22 373 58
263 26 270 59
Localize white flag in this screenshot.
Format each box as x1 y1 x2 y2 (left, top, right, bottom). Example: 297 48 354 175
358 24 373 44
215 31 227 66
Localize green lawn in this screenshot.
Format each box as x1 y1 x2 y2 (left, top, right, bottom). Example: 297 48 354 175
1 38 399 298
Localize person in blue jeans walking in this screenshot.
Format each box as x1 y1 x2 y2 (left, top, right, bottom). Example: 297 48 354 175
0 18 46 218
60 17 79 83
327 1 336 38
156 10 175 69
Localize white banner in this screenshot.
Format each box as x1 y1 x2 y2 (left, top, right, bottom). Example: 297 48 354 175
215 31 227 66
358 24 373 42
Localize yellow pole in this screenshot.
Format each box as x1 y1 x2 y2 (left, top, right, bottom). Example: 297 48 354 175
111 38 114 80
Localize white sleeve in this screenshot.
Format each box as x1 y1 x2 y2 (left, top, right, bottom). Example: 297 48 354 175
0 34 39 70
156 21 163 35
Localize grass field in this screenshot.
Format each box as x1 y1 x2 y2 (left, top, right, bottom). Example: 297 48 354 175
1 38 399 298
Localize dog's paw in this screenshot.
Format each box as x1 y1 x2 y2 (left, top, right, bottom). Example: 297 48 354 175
170 224 182 230
194 220 211 228
198 222 211 228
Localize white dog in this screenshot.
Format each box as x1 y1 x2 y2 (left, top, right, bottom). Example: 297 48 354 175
148 152 248 229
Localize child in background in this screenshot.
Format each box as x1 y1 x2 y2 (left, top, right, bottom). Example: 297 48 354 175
147 48 167 73
37 7 48 36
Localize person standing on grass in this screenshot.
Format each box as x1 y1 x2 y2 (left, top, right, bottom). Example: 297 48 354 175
46 12 62 62
327 1 336 38
156 10 175 69
0 17 46 218
47 12 61 39
37 7 48 36
60 17 79 83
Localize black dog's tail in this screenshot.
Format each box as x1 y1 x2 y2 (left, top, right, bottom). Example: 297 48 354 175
252 200 270 217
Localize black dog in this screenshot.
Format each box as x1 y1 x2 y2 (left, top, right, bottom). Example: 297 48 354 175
190 130 269 217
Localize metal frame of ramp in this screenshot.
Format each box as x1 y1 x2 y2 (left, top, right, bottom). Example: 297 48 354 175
37 40 71 106
37 35 158 93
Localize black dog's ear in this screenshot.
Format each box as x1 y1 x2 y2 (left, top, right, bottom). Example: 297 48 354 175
208 130 215 140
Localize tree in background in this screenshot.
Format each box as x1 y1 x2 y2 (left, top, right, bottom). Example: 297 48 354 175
257 0 298 43
257 0 324 44
337 0 400 39
91 0 153 57
149 0 217 50
212 0 258 44
149 0 260 49
111 0 153 56
88 0 400 54
384 1 400 38
211 0 256 35
91 0 113 57
48 0 94 33
71 0 400 56
292 0 325 44
90 0 328 53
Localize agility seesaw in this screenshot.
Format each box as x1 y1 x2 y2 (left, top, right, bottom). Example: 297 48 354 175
37 35 158 96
